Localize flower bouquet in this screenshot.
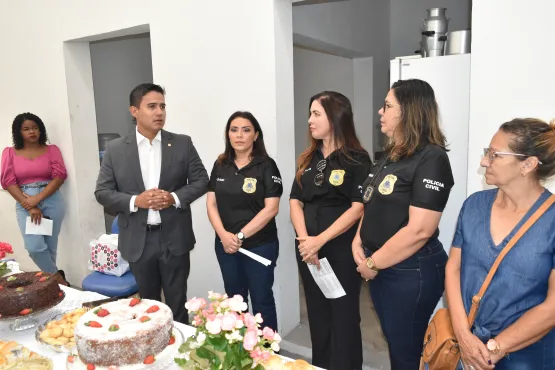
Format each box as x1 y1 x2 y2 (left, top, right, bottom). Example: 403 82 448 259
0 242 14 277
175 292 281 370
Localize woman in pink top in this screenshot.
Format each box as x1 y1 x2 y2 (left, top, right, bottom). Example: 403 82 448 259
1 113 69 286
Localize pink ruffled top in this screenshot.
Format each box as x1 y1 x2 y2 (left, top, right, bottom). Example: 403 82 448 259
1 145 67 188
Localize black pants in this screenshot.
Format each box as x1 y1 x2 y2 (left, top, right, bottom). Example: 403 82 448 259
367 239 447 370
215 238 279 331
297 252 363 370
129 229 190 324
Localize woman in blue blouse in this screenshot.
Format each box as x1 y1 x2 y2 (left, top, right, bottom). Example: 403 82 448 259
445 118 555 370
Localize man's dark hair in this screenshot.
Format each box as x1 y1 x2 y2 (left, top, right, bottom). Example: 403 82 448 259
129 83 165 108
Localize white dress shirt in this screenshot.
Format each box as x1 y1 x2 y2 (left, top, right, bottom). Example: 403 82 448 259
129 128 181 224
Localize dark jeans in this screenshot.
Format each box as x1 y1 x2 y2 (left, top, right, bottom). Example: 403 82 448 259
367 239 448 370
215 238 279 332
297 252 363 370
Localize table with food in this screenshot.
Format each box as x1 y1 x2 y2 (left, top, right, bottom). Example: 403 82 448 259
0 268 317 370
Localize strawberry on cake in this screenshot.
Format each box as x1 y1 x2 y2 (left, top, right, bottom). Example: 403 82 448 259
74 298 173 368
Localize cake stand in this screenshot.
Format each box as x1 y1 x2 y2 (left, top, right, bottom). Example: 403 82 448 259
0 291 66 331
66 326 185 370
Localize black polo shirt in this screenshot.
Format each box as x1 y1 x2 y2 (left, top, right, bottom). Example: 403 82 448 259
208 156 283 249
290 149 372 261
360 144 454 252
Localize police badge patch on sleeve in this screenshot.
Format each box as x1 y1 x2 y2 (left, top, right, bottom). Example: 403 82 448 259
243 178 257 193
378 174 397 195
329 170 345 186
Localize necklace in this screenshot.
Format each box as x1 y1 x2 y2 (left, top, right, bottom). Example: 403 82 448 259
235 157 252 169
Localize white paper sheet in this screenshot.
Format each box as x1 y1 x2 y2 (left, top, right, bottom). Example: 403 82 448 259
25 216 53 236
307 257 346 299
238 248 271 266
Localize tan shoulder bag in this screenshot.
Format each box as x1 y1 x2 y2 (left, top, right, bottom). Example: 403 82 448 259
420 194 555 370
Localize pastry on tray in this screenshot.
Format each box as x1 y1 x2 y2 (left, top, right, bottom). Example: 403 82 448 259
0 340 53 370
36 307 88 351
262 354 314 370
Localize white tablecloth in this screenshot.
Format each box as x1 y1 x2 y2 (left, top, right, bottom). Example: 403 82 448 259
0 285 315 369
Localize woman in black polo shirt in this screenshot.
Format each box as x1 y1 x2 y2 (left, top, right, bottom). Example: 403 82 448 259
207 111 283 331
353 79 454 370
290 91 371 370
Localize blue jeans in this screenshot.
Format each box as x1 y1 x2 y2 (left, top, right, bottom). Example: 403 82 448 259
366 239 448 370
215 238 279 331
15 182 65 273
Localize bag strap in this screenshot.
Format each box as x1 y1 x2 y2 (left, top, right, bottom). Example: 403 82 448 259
467 194 555 326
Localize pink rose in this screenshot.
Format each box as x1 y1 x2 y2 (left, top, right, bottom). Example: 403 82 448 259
227 295 248 312
250 347 263 361
206 317 223 335
185 297 207 313
221 312 238 331
219 300 229 309
243 329 258 351
193 315 203 327
208 291 223 300
243 313 257 330
262 327 275 341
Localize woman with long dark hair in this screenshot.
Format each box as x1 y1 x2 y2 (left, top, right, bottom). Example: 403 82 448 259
290 91 371 370
1 113 69 286
206 111 283 331
353 79 454 369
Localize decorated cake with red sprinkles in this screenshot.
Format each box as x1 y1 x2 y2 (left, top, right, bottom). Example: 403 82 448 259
73 298 173 368
0 271 63 318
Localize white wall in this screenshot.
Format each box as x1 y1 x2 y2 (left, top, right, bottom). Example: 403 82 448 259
389 0 472 59
467 0 555 195
0 0 299 336
293 47 354 157
90 35 153 138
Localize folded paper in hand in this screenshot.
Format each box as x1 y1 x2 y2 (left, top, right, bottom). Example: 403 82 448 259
238 248 271 266
308 258 346 299
25 217 53 236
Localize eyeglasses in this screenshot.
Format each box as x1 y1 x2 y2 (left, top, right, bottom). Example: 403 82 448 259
314 160 327 186
482 148 543 165
383 101 401 112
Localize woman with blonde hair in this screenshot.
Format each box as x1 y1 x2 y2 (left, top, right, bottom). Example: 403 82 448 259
446 118 555 370
353 79 454 369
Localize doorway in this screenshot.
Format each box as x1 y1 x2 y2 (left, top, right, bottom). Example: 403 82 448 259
89 33 154 233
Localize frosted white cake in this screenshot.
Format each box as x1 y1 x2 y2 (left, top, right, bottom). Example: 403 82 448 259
74 298 173 367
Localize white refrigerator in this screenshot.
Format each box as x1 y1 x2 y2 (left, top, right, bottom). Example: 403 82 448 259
390 54 471 259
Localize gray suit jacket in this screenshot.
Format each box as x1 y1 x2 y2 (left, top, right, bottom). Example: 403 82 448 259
94 130 208 263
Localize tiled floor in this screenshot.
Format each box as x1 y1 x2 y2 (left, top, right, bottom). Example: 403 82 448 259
282 279 391 370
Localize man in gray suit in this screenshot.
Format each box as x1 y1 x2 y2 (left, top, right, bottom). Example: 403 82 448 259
95 83 208 323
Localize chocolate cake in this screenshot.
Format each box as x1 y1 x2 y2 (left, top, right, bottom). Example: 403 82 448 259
0 272 63 318
74 298 173 367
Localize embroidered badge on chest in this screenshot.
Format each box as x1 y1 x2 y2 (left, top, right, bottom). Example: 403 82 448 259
378 174 397 195
329 170 345 186
243 178 257 193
